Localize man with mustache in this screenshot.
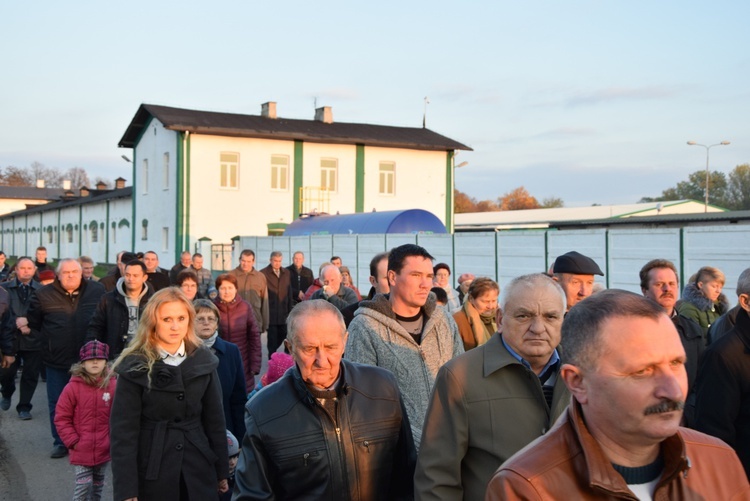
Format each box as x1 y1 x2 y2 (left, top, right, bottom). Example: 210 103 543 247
639 259 704 391
485 290 750 499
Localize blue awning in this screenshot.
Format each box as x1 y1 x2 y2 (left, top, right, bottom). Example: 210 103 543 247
283 209 447 236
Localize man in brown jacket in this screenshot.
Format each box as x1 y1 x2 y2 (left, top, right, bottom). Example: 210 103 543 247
228 249 269 333
485 290 750 500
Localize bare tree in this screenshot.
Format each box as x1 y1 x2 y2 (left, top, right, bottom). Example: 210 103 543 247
1 166 33 186
64 167 91 189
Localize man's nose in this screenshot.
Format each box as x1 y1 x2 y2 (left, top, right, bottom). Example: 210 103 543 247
655 367 686 402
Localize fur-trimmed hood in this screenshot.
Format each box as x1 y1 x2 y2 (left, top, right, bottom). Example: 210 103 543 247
681 282 730 313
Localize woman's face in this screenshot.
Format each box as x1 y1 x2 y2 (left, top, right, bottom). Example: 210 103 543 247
699 279 723 302
434 269 450 288
195 309 219 340
218 281 237 302
154 301 190 353
470 289 499 316
341 271 351 286
180 279 198 300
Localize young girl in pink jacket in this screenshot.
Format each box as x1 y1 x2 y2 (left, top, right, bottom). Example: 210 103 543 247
55 340 116 501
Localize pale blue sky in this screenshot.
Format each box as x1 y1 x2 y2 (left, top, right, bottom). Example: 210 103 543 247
2 1 748 207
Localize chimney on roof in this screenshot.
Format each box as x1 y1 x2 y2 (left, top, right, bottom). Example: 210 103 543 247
115 177 126 189
36 179 45 189
62 179 71 190
261 102 277 119
96 181 107 190
315 106 333 124
63 190 75 200
80 186 90 197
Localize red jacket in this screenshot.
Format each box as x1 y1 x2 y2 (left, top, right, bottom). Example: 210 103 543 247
214 296 261 389
54 375 117 466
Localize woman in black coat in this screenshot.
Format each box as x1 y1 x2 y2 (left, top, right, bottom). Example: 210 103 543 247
110 287 228 501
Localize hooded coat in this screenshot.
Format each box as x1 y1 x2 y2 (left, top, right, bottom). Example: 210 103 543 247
677 282 730 335
54 375 117 466
110 347 228 501
345 293 463 446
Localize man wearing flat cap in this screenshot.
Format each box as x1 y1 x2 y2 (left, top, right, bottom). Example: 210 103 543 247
552 251 603 312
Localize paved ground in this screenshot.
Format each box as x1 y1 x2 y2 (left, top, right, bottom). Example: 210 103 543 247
0 334 271 500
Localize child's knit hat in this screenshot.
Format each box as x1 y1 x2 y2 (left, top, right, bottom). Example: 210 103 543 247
79 340 109 362
261 352 294 386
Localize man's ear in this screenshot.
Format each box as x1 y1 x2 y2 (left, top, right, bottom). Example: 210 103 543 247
388 270 397 287
739 293 750 312
560 363 588 405
369 276 377 287
283 339 292 353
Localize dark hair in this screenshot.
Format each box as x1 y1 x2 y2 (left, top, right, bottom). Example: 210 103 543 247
430 287 448 304
176 269 199 286
369 252 389 278
240 249 255 259
124 260 148 275
433 263 451 276
270 251 282 259
639 259 678 291
388 244 434 275
330 256 341 263
468 277 499 300
192 252 203 259
0 251 5 258
215 273 238 289
561 289 665 370
36 246 47 252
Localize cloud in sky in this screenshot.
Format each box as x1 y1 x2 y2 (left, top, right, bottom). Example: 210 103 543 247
565 86 683 107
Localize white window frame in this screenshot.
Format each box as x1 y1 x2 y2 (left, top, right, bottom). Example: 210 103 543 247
142 159 149 194
163 152 170 190
320 158 338 192
220 152 239 189
270 155 289 191
379 161 396 195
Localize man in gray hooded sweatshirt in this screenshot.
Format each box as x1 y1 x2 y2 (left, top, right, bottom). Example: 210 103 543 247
346 244 463 448
86 259 154 359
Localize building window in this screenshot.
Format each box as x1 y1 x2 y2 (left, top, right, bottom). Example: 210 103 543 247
91 223 98 243
379 162 395 195
142 219 148 241
47 227 53 244
320 158 337 192
66 224 73 243
220 152 239 188
162 227 169 252
142 159 149 194
271 155 289 191
111 222 117 244
163 152 170 190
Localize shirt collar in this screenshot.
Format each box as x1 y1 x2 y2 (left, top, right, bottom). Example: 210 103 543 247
159 341 186 365
501 336 560 378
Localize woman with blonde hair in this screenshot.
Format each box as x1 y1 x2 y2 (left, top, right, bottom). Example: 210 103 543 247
110 287 228 501
677 266 730 336
453 277 500 351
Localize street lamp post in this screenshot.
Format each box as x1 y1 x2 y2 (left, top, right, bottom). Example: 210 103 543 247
686 140 730 212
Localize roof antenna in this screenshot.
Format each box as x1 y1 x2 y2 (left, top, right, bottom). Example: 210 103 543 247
314 96 318 109
422 97 430 128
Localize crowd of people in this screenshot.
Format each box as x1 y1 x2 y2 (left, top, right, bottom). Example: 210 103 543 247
0 244 748 500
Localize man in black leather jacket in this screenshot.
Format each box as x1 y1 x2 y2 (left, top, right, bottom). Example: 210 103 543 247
233 299 416 500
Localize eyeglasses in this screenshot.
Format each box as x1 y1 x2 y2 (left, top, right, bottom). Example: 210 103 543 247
195 316 218 323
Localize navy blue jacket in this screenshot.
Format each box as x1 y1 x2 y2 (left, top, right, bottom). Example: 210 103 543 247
212 336 247 439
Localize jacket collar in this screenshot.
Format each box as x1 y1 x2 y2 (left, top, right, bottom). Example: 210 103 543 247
568 400 690 494
732 308 750 353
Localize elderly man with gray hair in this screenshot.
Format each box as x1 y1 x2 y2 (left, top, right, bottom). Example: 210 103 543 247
233 300 416 499
415 273 569 501
310 264 358 312
26 258 105 458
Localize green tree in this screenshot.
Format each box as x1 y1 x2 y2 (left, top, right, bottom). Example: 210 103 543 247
540 197 564 208
726 163 750 210
641 169 729 207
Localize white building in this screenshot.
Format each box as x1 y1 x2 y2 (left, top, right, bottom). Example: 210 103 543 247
118 102 472 264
